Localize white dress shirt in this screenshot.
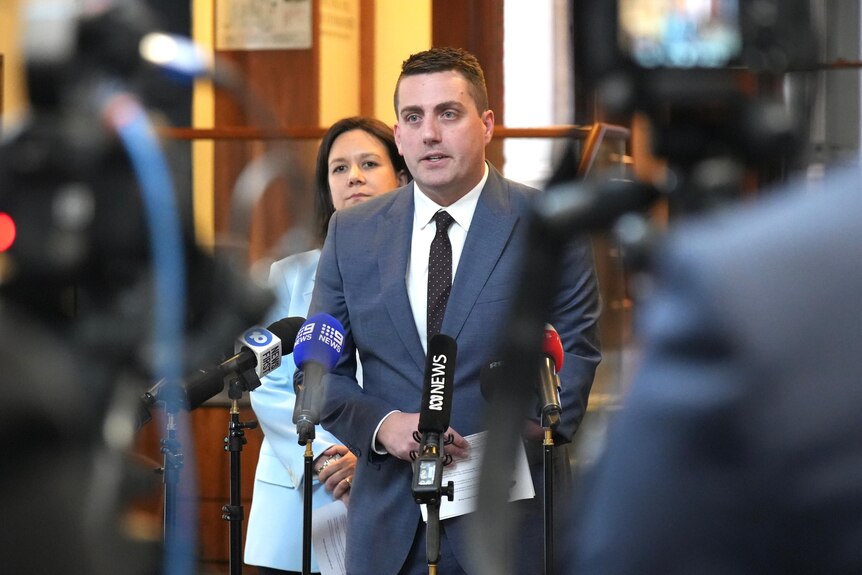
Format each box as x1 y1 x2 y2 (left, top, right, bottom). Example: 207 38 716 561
372 164 488 454
407 163 488 353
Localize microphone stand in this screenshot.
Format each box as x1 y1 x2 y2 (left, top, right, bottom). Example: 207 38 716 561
412 431 454 575
294 362 331 575
542 427 556 575
301 438 314 575
427 501 443 575
157 380 186 554
161 408 183 549
222 369 261 575
296 418 316 575
540 364 562 575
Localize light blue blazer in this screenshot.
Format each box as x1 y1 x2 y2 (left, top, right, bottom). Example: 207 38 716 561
244 249 342 572
309 165 602 574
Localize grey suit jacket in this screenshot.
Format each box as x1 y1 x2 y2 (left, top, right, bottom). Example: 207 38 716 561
310 164 601 574
571 166 862 574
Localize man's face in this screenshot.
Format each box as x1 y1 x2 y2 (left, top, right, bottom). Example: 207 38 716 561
394 70 494 206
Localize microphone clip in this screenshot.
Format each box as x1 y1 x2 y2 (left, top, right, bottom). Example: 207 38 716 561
410 431 454 466
411 431 455 506
228 368 261 399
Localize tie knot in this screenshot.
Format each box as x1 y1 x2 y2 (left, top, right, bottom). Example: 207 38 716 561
433 210 454 233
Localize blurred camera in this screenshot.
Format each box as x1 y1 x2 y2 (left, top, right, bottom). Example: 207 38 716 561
618 0 743 70
576 0 819 210
580 0 817 108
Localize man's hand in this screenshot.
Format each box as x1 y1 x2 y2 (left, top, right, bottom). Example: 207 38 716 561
442 428 470 461
377 412 469 462
316 445 356 503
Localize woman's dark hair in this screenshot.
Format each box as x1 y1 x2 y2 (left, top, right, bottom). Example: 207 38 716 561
313 116 410 243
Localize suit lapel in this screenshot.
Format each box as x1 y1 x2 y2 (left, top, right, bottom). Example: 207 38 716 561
377 188 427 372
443 168 519 340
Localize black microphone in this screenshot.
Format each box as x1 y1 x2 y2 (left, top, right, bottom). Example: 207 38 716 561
480 326 563 430
538 324 564 430
412 333 458 505
138 316 305 426
479 359 505 403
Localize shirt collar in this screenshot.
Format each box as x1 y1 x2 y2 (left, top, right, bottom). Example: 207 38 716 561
414 162 489 231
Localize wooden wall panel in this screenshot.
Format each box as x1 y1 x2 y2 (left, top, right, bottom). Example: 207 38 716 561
213 7 322 262
432 0 505 168
359 0 375 116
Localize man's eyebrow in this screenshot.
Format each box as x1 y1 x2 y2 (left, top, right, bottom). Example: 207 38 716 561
434 100 466 113
399 101 467 117
399 105 423 117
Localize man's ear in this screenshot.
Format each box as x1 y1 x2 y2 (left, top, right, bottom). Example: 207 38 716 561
481 109 495 144
394 123 403 154
397 170 410 186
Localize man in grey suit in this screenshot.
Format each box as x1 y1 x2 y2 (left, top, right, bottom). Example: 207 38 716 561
308 47 601 574
569 165 862 573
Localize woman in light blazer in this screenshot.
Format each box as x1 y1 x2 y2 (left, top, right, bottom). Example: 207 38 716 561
245 117 410 575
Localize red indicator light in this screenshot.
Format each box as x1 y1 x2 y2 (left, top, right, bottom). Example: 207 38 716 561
0 212 16 252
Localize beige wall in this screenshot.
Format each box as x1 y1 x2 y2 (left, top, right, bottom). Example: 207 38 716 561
192 0 216 248
374 0 431 124
0 0 27 126
319 0 361 125
318 0 432 125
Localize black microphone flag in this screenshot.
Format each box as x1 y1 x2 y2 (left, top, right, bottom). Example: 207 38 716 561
418 334 458 434
412 334 457 507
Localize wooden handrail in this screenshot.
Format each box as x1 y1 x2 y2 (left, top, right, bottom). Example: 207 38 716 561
157 124 630 141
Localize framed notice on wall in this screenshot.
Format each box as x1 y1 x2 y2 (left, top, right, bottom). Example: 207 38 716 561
216 0 312 50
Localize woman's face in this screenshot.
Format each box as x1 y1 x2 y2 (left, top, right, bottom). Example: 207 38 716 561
328 129 406 210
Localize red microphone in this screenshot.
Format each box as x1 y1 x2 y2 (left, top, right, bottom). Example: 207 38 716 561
538 324 563 429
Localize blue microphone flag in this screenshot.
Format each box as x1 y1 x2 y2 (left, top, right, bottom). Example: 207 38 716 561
293 313 345 370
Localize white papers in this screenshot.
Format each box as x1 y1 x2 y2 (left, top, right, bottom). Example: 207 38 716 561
421 430 535 522
311 500 348 575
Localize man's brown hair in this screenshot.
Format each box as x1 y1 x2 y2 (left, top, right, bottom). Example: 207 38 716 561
394 47 489 115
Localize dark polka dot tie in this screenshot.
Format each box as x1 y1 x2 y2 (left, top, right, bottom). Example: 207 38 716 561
427 210 454 341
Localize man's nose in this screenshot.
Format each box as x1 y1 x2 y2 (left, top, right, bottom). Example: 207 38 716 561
421 118 441 144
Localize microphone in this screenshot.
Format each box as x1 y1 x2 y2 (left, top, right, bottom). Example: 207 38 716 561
479 359 505 403
412 334 458 505
538 324 564 430
479 324 563 430
292 313 346 444
138 316 305 426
